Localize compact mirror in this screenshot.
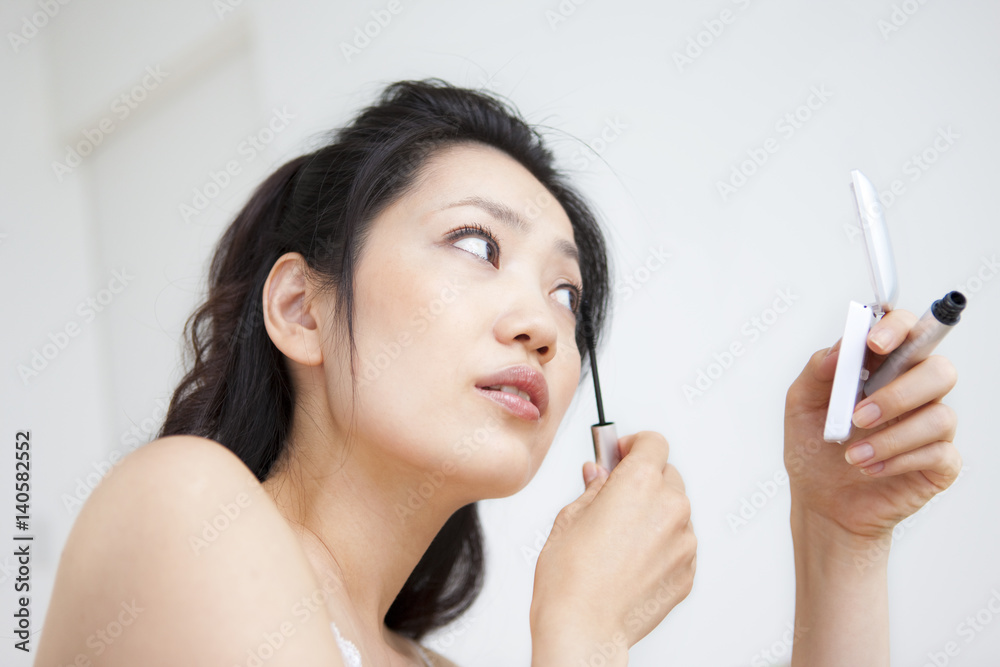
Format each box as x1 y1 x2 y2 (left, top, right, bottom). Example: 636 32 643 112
851 169 899 316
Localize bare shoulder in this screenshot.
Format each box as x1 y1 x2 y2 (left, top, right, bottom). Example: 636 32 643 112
36 435 345 666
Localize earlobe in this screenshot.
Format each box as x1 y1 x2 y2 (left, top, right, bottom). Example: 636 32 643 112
262 252 324 367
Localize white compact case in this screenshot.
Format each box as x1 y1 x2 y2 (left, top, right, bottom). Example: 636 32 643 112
823 170 899 443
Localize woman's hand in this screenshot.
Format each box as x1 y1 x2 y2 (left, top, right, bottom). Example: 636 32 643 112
529 432 696 665
784 307 963 545
783 309 963 666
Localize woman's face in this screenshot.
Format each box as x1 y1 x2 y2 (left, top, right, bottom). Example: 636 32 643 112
322 142 584 501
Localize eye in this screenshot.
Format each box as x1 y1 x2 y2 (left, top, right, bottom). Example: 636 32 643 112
447 223 499 266
553 282 583 315
453 236 493 262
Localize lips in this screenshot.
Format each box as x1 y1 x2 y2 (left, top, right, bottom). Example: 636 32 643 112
475 365 549 421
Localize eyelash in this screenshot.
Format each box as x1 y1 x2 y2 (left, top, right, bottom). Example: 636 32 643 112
446 223 584 315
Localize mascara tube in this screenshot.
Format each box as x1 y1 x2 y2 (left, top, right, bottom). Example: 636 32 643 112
592 422 620 471
864 291 966 396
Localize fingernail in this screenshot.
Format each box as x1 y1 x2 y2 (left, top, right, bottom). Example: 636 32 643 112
845 443 874 465
870 329 891 352
853 402 881 428
583 462 596 484
860 461 884 475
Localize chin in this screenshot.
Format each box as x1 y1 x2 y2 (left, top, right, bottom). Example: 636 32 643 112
447 428 545 501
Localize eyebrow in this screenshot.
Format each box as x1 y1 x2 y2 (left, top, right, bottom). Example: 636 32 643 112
440 195 580 264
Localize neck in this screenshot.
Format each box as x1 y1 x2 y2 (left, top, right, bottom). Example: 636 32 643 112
261 415 465 646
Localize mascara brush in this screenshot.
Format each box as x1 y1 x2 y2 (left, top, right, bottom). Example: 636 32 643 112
584 303 620 471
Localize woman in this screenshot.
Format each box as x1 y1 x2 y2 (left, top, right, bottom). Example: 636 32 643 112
37 78 960 666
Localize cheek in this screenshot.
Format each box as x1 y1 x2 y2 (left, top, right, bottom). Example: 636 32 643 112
347 259 478 422
542 349 582 425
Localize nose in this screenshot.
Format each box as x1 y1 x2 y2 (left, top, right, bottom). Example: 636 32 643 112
493 285 560 365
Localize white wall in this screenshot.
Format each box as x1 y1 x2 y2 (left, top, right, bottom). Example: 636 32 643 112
2 1 998 665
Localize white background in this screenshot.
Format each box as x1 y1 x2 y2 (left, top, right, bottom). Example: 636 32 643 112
2 1 999 665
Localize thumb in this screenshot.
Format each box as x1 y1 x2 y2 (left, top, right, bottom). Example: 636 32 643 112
789 337 843 411
582 460 610 490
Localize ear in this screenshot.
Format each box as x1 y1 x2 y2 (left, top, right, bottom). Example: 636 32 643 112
262 252 326 367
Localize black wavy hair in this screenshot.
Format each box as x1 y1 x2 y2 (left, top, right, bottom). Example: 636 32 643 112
158 77 611 639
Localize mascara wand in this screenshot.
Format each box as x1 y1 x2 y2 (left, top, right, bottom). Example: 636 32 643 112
584 302 620 471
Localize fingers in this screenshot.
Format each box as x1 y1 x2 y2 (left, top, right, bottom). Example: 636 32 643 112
605 432 686 497
844 401 957 469
617 431 670 472
866 309 919 355
853 355 958 429
852 440 962 490
786 308 920 417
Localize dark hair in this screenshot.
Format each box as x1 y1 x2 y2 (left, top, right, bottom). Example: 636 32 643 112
158 78 611 639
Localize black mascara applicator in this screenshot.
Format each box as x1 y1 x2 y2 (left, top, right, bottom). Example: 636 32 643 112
584 303 620 471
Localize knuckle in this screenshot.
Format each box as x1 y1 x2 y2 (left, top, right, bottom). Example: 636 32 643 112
940 441 963 479
638 430 670 455
663 462 686 488
928 355 959 391
685 530 698 558
928 402 958 436
628 460 660 487
681 569 695 598
880 381 907 412
674 493 692 519
785 383 808 412
950 447 964 477
895 448 917 471
876 424 903 457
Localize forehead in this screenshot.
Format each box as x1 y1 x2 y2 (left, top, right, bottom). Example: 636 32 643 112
408 142 577 243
